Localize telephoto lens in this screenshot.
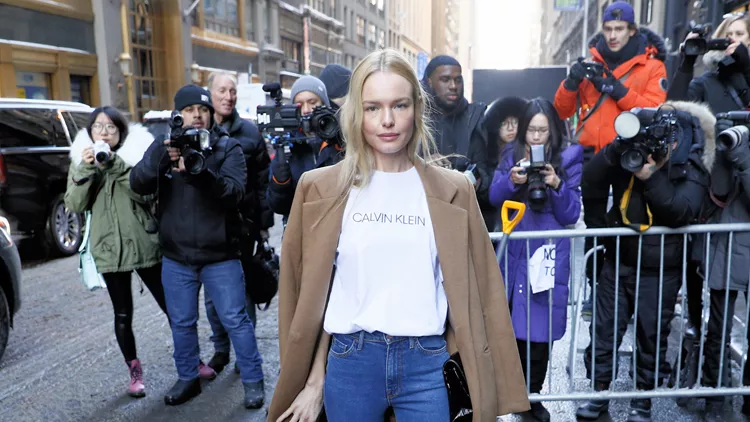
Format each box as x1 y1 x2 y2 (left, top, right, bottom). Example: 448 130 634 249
717 125 749 151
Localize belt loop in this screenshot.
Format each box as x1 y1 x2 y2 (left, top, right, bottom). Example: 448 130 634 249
409 337 416 349
357 331 365 351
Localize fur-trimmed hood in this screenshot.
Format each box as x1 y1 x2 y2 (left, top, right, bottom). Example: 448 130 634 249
702 50 728 72
589 27 667 62
664 100 716 172
70 124 155 168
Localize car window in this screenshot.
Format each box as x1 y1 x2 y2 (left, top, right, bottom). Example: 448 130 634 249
69 111 90 135
0 109 55 148
62 112 79 140
143 120 169 140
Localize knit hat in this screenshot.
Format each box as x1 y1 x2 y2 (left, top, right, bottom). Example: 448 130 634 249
290 75 330 107
174 84 214 115
603 1 635 25
319 64 352 100
422 55 462 82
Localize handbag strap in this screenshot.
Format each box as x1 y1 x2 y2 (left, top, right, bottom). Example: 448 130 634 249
574 68 636 141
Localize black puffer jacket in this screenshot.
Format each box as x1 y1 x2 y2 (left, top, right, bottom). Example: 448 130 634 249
221 109 273 231
130 125 247 266
582 101 712 272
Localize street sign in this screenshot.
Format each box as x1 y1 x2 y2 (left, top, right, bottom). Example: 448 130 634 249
554 0 582 11
417 52 429 80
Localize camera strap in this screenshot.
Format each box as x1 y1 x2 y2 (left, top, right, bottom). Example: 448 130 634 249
619 175 653 232
726 83 746 109
574 68 636 142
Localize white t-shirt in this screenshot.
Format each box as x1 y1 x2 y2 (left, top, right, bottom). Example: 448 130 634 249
323 166 448 337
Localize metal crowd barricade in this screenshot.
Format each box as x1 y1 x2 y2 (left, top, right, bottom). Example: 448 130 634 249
489 222 750 402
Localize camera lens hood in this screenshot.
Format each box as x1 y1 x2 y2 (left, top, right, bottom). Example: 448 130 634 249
614 112 641 139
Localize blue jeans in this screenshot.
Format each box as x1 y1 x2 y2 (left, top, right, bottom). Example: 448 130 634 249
324 331 450 422
205 290 256 353
161 257 264 383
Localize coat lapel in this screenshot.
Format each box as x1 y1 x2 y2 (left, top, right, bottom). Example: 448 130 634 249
415 162 470 338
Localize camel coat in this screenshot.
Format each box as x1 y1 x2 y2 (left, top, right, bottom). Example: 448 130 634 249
267 160 530 422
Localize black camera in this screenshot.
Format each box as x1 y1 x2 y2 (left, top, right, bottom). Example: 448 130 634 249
577 57 606 80
519 144 548 209
715 111 750 150
302 105 340 140
614 107 679 173
168 111 211 175
683 23 731 56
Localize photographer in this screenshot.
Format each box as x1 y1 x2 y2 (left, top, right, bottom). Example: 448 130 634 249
489 98 583 422
268 76 343 219
668 15 750 113
577 102 710 421
204 71 273 375
64 107 167 399
130 85 265 409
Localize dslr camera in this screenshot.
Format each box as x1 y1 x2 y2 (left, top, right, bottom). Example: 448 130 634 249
93 140 111 164
613 107 679 173
168 111 211 175
577 57 607 80
256 82 342 152
518 144 548 209
715 111 750 151
683 23 732 56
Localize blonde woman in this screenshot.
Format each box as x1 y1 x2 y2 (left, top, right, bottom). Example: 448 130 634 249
267 49 529 422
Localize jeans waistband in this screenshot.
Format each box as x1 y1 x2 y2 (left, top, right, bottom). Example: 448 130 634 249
334 330 444 346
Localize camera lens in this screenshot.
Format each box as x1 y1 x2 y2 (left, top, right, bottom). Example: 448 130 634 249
620 149 646 173
95 151 109 163
183 150 206 175
717 126 749 150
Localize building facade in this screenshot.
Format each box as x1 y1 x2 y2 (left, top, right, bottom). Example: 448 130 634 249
431 0 460 58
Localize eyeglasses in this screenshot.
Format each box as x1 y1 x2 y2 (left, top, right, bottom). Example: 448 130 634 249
501 118 518 129
92 123 118 134
527 127 549 135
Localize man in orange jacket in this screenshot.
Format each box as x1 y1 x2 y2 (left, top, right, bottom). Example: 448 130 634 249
554 1 668 157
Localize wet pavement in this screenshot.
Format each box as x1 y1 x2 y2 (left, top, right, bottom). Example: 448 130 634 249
2 225 750 421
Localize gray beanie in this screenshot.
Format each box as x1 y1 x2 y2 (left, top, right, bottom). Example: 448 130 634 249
290 75 330 107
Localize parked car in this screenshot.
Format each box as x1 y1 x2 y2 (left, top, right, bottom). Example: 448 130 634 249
142 109 256 139
0 98 93 256
0 215 23 361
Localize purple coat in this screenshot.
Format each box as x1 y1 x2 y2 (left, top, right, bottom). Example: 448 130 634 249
489 143 583 342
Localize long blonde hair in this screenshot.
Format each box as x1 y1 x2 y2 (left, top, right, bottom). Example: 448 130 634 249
713 15 750 43
337 49 438 194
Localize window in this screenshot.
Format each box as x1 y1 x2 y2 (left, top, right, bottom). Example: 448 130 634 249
15 71 51 100
329 0 336 18
245 0 255 40
310 0 324 12
368 23 376 47
640 0 653 25
356 16 365 44
66 111 91 140
377 0 384 12
70 76 91 105
281 37 302 73
204 0 240 37
378 29 385 49
0 109 56 148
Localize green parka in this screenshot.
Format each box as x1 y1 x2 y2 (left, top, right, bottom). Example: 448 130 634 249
64 124 160 274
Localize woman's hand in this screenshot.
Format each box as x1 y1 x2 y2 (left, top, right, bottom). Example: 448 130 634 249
726 41 742 57
82 146 95 165
276 380 324 422
510 166 527 185
679 32 700 55
540 164 561 190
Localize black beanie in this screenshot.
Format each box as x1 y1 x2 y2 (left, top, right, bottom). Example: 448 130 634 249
422 55 461 82
319 64 352 100
174 84 215 115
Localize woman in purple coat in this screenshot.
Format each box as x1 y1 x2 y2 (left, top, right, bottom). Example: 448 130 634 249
489 98 582 422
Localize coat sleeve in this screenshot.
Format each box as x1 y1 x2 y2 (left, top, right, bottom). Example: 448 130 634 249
488 166 521 208
277 172 307 365
687 78 707 103
549 146 583 226
103 154 152 204
465 176 530 415
554 80 579 120
241 122 274 229
643 162 708 227
130 135 170 196
268 153 296 215
186 140 247 207
468 121 492 206
615 62 668 111
64 162 100 213
667 55 697 102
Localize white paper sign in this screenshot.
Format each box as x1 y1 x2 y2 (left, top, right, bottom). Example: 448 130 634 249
528 244 556 294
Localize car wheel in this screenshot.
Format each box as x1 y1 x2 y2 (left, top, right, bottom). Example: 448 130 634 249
0 286 10 362
44 196 83 257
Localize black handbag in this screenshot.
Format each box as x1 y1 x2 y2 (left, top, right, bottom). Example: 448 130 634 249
443 352 473 421
243 239 279 310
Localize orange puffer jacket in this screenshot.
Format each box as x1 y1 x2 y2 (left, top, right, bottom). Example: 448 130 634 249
554 28 668 154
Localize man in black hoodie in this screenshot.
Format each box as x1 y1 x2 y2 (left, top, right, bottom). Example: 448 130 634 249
422 55 494 229
130 85 264 409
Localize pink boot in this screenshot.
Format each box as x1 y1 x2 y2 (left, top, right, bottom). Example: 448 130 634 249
127 359 146 398
198 360 216 380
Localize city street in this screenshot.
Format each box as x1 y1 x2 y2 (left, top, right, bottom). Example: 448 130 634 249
1 224 749 421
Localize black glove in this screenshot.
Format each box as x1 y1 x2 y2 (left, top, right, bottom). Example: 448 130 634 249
715 119 734 138
564 61 588 91
604 136 628 164
271 155 291 184
590 75 629 100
